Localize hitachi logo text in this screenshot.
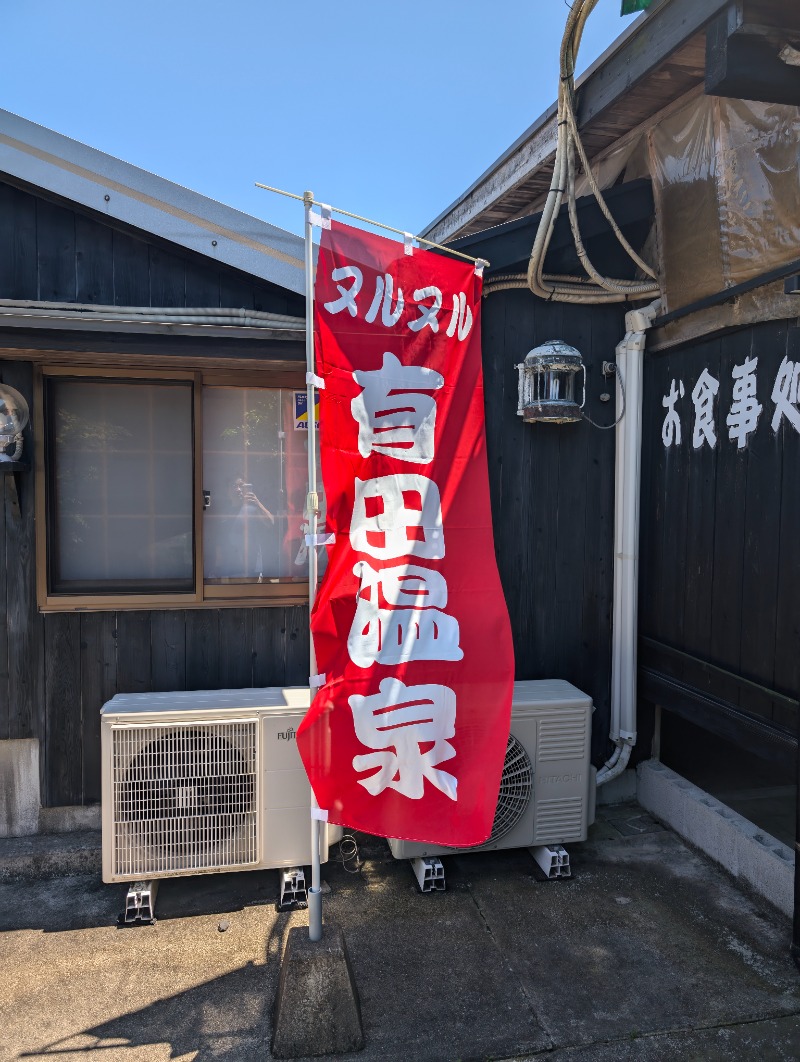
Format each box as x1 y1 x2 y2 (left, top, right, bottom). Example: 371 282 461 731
542 773 581 785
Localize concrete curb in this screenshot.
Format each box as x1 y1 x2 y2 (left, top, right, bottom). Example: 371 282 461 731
637 759 794 916
0 830 101 882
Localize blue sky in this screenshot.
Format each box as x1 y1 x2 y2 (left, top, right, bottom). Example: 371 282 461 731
2 1 639 237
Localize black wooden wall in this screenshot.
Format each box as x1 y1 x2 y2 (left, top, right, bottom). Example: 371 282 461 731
639 318 800 764
481 289 624 765
0 359 310 806
0 177 304 315
0 176 310 807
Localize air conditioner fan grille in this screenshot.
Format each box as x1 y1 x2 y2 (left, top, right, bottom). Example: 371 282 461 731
111 720 258 878
459 732 533 850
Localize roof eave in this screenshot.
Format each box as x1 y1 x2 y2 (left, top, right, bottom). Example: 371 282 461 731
421 0 729 244
0 108 305 295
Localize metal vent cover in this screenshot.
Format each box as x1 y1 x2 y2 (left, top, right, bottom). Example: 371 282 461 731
534 796 584 843
538 710 588 762
111 719 259 879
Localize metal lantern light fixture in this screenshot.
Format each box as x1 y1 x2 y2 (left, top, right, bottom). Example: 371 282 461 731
516 340 585 424
0 385 29 462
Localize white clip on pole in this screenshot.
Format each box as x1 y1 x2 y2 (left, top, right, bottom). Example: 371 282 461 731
309 202 332 229
403 232 414 256
475 259 487 278
305 533 335 547
306 372 325 389
304 190 324 944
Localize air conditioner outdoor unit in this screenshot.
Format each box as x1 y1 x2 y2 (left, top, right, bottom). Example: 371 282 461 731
387 679 594 864
101 687 339 885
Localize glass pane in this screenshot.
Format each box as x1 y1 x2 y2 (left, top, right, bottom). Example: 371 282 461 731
49 379 194 592
203 387 323 583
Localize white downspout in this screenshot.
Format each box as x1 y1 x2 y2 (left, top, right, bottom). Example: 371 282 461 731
596 298 661 786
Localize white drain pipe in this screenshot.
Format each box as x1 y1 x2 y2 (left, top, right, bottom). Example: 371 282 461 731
597 299 661 786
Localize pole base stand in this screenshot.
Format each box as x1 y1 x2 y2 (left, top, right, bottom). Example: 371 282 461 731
272 923 364 1058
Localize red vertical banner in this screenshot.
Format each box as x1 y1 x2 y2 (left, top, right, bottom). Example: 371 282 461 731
296 220 514 846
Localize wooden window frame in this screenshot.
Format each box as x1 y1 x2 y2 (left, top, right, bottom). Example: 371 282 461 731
35 364 309 612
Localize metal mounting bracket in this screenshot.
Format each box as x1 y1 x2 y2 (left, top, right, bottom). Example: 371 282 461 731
278 867 308 910
411 856 446 893
530 844 572 880
121 880 159 925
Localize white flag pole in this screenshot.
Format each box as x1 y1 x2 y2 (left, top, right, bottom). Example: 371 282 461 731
303 190 323 943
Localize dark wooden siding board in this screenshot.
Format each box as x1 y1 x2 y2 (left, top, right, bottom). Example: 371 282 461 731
638 345 660 647
43 612 82 806
481 289 507 531
219 275 255 312
655 347 692 649
149 246 187 307
526 301 565 680
253 280 294 316
115 612 152 694
737 322 784 724
681 337 721 662
708 326 751 707
284 606 310 685
185 609 220 690
36 199 76 302
75 213 114 305
552 310 594 681
495 292 524 664
150 610 187 692
112 230 151 307
500 290 541 672
3 362 44 752
79 612 117 804
773 329 800 718
218 609 253 689
251 608 289 688
0 182 38 299
184 259 221 308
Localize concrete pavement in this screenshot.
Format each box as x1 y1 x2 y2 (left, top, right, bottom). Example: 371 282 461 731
1 804 798 1061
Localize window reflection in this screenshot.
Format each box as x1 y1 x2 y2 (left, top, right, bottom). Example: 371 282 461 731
203 388 323 583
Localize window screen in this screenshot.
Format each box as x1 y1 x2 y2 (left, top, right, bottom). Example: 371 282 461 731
47 378 194 594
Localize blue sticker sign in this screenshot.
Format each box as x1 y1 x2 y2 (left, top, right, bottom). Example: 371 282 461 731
294 390 320 431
